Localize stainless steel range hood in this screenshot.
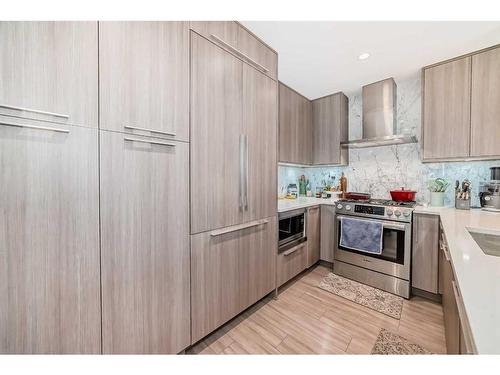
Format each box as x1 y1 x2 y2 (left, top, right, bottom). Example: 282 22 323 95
341 78 417 148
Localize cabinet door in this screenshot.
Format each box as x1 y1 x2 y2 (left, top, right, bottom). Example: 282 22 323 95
243 63 277 222
440 246 460 354
0 117 100 353
307 206 321 267
278 242 308 286
190 32 244 234
423 57 471 160
470 47 500 157
99 22 189 141
320 205 335 262
190 21 238 48
100 132 190 354
190 217 277 343
412 213 440 293
0 22 98 127
313 92 348 165
279 83 312 165
236 24 278 80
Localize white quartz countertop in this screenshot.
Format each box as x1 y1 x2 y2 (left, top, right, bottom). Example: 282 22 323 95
277 197 339 212
415 205 500 354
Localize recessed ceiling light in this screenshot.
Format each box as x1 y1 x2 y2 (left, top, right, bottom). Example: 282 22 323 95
358 53 370 60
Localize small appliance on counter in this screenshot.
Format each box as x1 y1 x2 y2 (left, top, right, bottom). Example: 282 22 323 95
479 167 500 212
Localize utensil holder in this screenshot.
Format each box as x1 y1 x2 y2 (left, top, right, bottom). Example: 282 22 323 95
455 198 471 210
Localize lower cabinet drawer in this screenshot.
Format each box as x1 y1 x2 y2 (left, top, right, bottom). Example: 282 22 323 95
278 242 308 287
190 216 277 344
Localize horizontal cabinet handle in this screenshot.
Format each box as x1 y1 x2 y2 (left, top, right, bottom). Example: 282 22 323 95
451 280 461 301
442 245 451 262
124 137 176 147
0 104 69 119
0 120 70 133
283 245 303 256
210 34 269 74
210 219 268 237
124 125 176 137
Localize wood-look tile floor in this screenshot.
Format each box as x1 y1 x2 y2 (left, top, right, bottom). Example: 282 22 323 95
187 265 447 354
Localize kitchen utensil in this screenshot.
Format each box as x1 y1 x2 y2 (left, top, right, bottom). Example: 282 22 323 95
390 187 417 202
344 192 371 201
455 179 471 210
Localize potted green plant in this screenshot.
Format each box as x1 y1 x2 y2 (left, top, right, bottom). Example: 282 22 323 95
427 178 450 207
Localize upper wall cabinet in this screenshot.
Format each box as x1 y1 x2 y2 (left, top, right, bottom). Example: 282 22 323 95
190 21 277 80
313 92 349 165
279 82 312 165
422 44 500 162
99 22 189 141
470 47 500 157
422 57 471 161
0 22 98 127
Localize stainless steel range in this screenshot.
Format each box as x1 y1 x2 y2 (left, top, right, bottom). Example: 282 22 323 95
333 198 416 298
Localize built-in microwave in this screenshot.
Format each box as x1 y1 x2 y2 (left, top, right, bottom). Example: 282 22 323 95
278 208 306 253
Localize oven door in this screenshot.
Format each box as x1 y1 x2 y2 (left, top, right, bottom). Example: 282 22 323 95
334 214 411 280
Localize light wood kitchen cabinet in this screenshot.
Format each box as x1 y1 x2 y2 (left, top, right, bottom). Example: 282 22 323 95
422 57 471 161
190 21 238 48
243 63 278 222
0 116 100 354
312 92 349 165
190 21 277 80
190 32 277 234
190 32 244 234
190 217 277 343
320 205 336 263
236 23 278 80
470 46 500 157
279 82 312 165
440 242 460 354
438 229 477 354
99 131 190 354
0 21 98 127
278 242 308 287
99 21 189 141
412 213 440 294
306 206 321 267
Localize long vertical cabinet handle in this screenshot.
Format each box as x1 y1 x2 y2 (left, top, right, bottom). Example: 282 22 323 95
239 134 245 211
244 134 249 211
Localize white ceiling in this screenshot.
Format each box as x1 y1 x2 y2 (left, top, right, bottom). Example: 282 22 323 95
241 21 500 99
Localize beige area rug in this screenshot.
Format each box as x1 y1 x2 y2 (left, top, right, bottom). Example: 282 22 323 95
371 329 432 354
318 273 403 319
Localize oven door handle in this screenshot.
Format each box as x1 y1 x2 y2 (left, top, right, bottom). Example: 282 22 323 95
336 216 406 231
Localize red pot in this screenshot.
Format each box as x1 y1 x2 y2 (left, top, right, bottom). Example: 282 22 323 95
390 187 417 202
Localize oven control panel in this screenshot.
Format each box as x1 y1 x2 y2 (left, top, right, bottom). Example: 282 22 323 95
354 204 385 216
335 203 413 222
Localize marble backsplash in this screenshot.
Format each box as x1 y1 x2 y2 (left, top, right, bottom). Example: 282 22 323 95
278 74 500 207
